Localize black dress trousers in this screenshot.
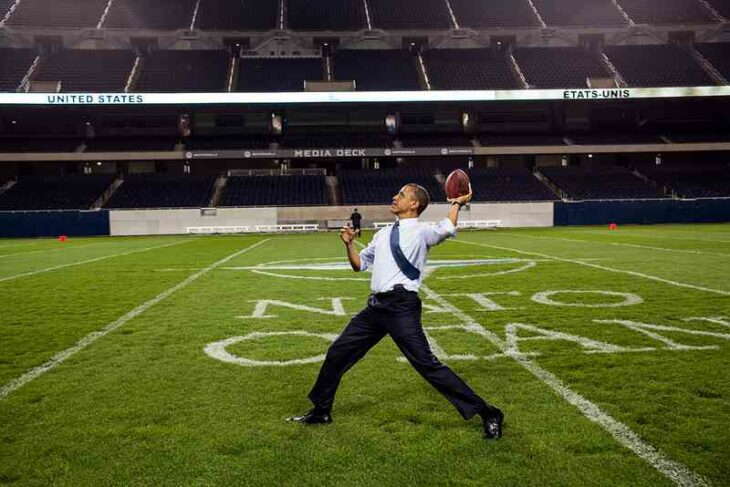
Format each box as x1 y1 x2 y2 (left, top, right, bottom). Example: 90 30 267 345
308 287 490 419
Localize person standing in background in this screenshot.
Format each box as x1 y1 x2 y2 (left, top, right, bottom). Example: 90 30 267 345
350 208 362 237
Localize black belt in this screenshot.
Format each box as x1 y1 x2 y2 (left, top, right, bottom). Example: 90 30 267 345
369 285 416 306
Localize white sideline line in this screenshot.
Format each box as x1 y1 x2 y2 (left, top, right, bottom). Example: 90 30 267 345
0 238 269 401
454 240 730 296
518 234 730 257
0 240 192 283
420 284 710 487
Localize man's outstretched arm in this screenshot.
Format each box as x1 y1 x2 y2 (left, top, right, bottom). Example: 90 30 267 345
447 184 473 227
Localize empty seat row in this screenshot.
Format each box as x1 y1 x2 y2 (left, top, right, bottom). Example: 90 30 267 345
638 163 730 198
0 174 114 210
103 174 215 209
2 0 722 29
468 167 559 201
220 175 328 206
541 165 665 200
1 44 725 93
340 168 445 205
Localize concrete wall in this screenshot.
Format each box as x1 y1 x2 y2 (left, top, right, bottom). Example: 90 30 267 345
423 202 553 228
110 202 553 235
109 207 277 236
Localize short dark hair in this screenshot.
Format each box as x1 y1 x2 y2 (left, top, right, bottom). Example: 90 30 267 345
406 183 430 215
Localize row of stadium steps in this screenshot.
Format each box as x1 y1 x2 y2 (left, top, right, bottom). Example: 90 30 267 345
0 0 725 29
4 43 728 94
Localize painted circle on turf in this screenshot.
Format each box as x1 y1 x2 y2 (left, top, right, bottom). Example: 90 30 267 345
530 290 643 308
204 331 338 367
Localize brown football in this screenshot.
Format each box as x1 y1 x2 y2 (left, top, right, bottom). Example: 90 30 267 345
445 169 471 199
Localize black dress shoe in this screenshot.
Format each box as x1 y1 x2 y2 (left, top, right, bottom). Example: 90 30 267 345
482 408 504 439
287 409 332 424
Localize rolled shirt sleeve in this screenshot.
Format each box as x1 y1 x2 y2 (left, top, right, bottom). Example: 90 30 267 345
423 218 457 248
357 230 380 272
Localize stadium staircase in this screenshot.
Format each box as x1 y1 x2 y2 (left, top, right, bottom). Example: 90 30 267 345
124 54 143 93
207 175 228 207
91 175 124 209
415 51 431 90
508 50 530 89
534 169 567 200
325 175 341 205
599 51 628 87
0 178 17 197
226 55 238 92
18 53 41 91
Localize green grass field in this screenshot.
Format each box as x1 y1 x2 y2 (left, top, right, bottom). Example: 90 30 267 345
1 224 729 486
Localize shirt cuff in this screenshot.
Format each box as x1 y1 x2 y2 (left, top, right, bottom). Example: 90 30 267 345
440 218 457 237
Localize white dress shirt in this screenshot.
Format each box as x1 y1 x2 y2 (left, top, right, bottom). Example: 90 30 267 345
358 217 457 293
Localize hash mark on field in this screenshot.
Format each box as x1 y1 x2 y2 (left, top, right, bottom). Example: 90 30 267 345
518 234 730 257
455 240 730 296
0 240 192 283
0 238 270 401
421 284 710 487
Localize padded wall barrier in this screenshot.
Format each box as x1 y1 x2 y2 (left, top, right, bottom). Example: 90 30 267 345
554 199 730 226
0 210 110 238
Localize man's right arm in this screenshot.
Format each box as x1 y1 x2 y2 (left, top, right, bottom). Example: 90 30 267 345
344 241 362 271
341 225 377 272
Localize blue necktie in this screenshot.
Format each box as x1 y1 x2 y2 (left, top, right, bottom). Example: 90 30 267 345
390 220 421 280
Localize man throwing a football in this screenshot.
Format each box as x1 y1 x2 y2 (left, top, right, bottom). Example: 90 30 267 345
289 177 504 439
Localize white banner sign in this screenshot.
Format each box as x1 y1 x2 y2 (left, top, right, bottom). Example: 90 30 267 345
0 86 728 105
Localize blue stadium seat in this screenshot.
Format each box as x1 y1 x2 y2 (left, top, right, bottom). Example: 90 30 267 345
0 48 37 92
34 50 135 93
604 44 714 87
220 175 328 206
196 0 278 30
333 50 421 91
237 57 323 92
135 50 230 92
6 0 108 27
541 165 665 200
104 174 215 208
0 174 114 210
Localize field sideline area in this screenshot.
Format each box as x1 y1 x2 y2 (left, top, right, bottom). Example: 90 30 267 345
1 224 728 486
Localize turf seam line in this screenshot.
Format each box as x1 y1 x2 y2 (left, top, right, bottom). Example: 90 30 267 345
0 239 192 283
515 234 730 258
454 239 730 296
420 284 711 487
0 238 270 401
0 243 105 260
577 230 730 244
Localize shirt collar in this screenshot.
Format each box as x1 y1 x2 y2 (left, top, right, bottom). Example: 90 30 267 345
397 218 419 226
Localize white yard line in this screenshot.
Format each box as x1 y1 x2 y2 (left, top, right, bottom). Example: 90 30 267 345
516 234 730 258
0 238 269 401
454 240 730 296
0 240 192 283
420 284 710 487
